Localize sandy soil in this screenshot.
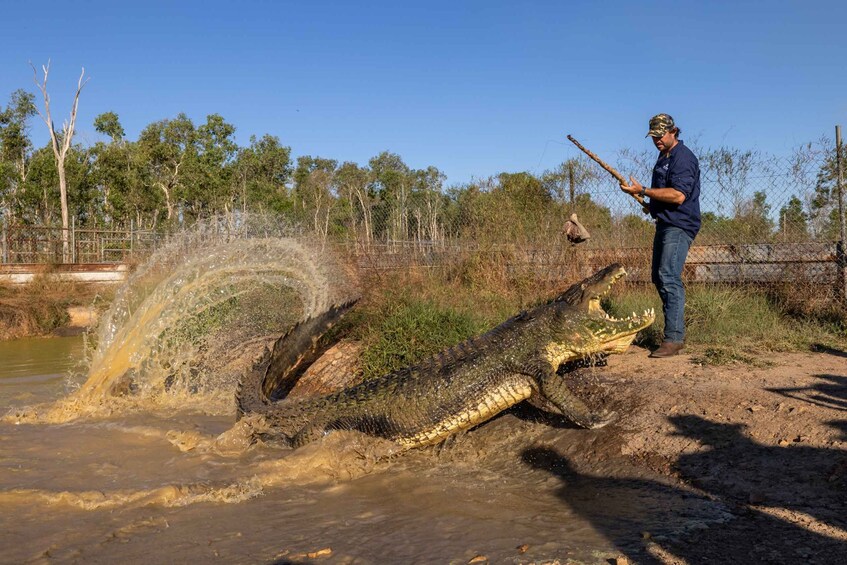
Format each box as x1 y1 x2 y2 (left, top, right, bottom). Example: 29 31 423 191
558 344 847 564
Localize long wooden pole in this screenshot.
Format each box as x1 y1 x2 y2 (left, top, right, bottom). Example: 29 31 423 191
567 135 649 214
836 125 846 302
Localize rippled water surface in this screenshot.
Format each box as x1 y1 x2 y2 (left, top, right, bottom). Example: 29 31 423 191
0 336 85 405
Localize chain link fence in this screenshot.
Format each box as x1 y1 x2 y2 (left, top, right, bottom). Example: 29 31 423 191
339 133 846 304
0 223 161 265
2 131 845 305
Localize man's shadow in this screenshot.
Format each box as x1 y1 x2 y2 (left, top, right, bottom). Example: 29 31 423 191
523 411 847 564
521 446 722 564
767 373 847 412
671 414 847 529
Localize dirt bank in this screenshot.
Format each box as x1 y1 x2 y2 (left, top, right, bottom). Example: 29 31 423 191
554 345 847 563
0 283 107 340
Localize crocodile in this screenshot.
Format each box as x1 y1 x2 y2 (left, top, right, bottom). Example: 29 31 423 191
236 263 654 449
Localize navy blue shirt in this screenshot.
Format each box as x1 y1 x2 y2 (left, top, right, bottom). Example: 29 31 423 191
649 140 701 239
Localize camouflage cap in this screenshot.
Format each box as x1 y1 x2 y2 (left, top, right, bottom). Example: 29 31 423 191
646 113 675 137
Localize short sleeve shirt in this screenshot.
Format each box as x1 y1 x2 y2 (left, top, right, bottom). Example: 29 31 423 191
649 140 701 239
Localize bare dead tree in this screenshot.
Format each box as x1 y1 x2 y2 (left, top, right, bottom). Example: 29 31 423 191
153 158 182 221
336 165 373 251
31 60 89 262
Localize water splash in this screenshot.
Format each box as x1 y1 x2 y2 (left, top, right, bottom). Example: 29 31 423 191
7 221 358 423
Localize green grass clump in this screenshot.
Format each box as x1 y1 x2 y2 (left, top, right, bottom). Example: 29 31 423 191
603 287 663 347
690 346 773 368
684 285 842 354
606 283 846 365
354 297 492 379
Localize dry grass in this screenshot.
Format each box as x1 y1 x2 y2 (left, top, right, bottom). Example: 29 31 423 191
352 257 847 369
0 278 115 340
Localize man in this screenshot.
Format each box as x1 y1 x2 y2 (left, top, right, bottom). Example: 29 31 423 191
621 114 701 358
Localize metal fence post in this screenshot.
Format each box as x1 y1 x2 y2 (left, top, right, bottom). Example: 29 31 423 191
836 125 846 302
71 216 76 264
1 219 7 264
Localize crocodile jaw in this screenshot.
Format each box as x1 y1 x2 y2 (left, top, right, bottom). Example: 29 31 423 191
544 309 656 366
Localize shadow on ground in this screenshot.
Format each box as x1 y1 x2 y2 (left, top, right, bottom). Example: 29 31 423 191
811 343 847 359
522 410 847 564
767 373 847 412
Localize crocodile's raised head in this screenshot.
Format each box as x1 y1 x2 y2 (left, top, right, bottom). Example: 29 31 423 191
543 263 655 366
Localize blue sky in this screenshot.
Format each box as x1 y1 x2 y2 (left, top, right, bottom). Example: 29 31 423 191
2 1 845 186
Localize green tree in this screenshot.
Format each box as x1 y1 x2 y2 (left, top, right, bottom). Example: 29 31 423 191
409 165 447 244
15 145 57 225
369 151 412 242
739 190 774 241
334 161 374 247
93 111 125 143
92 111 139 226
698 211 734 245
455 172 562 245
497 172 551 213
233 134 293 215
776 195 809 241
699 192 774 244
137 113 196 223
186 113 238 218
17 142 95 248
66 145 98 227
810 146 845 240
0 89 37 228
293 155 338 238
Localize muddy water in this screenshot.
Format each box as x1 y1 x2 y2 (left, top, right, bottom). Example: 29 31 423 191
0 341 730 564
0 336 86 406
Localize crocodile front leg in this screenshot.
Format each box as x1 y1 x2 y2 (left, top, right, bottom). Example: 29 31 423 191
527 362 615 429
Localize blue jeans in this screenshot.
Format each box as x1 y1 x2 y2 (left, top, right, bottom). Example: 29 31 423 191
652 223 693 343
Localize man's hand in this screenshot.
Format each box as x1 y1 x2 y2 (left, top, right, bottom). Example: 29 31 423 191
620 175 644 197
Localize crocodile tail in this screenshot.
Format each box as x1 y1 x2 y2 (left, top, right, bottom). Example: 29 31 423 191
235 345 273 419
235 299 359 418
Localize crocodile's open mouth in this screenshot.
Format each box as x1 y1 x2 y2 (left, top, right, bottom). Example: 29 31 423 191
545 265 657 366
585 265 656 347
587 267 625 316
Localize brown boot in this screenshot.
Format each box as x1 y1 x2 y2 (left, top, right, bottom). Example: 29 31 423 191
650 341 684 358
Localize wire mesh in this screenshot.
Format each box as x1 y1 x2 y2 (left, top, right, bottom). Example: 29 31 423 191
1 133 844 305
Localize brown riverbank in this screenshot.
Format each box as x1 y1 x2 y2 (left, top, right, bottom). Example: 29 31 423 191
0 281 109 340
